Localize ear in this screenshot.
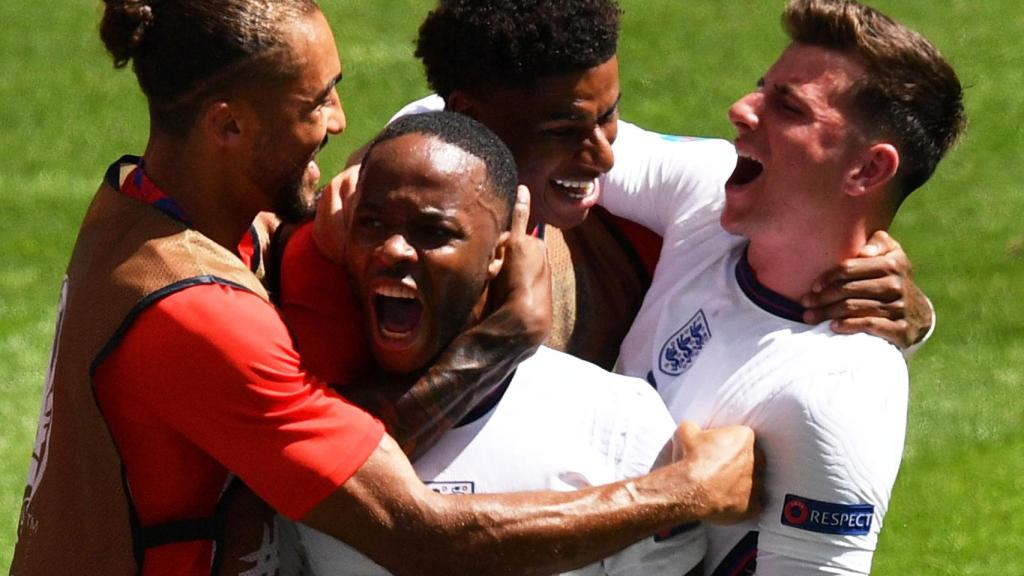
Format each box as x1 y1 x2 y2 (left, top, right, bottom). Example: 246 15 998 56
845 143 899 198
486 230 511 280
446 90 480 119
200 100 253 148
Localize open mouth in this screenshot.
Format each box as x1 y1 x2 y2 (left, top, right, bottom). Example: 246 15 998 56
373 284 422 340
551 178 598 202
726 155 764 188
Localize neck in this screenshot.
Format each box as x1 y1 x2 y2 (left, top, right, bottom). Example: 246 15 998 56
745 219 877 303
142 133 254 252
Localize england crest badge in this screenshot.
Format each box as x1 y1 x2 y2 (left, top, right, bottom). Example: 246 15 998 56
659 309 711 376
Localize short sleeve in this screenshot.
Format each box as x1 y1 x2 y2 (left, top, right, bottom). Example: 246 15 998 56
755 342 908 574
388 94 446 123
97 283 385 520
599 122 736 235
278 221 373 386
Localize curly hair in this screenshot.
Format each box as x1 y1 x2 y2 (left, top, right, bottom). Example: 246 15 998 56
415 0 622 98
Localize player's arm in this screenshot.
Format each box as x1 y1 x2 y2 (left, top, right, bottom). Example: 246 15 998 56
318 184 551 458
752 351 908 575
801 230 933 352
598 124 736 236
123 284 756 576
303 422 759 576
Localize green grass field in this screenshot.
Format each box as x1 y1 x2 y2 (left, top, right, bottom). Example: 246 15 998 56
2 1 1022 572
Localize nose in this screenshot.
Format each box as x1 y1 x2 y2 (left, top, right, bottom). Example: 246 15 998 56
576 123 616 174
728 91 761 135
376 233 416 267
326 90 346 135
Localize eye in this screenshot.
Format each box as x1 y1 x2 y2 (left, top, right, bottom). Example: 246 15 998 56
772 94 803 116
541 126 578 140
412 223 461 249
598 107 619 126
317 94 336 110
354 215 384 231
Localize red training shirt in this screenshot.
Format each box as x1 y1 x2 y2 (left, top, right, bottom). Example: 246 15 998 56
94 161 384 576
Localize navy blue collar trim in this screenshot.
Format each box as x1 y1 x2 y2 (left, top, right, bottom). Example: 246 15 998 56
535 223 546 240
105 155 192 227
735 245 808 324
456 370 515 428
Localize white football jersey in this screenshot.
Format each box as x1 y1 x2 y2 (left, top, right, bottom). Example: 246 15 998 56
295 347 704 575
604 132 908 575
390 95 912 574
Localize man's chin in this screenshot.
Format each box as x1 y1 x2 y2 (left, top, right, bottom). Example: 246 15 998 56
543 207 592 230
273 182 317 223
371 347 427 375
538 188 600 229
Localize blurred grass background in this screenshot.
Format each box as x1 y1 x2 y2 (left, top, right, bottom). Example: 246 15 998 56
2 1 1021 573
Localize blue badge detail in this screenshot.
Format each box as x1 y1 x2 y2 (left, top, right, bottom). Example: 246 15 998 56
659 309 711 376
659 134 703 143
781 494 874 536
426 481 475 495
645 370 658 390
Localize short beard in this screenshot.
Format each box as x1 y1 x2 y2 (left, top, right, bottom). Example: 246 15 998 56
272 175 316 223
250 136 319 223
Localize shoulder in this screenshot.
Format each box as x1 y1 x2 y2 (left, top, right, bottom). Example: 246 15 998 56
601 120 735 227
514 348 673 431
766 331 907 417
611 120 737 177
139 282 292 360
752 332 908 490
388 93 445 123
749 333 908 571
519 347 665 406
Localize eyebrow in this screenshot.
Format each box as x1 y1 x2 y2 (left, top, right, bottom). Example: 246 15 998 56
314 72 343 103
759 77 802 104
550 93 622 123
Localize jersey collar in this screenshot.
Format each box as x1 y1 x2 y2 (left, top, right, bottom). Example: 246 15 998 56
735 244 808 324
105 155 192 226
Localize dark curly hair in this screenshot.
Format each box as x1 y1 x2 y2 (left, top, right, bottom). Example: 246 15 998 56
415 0 622 99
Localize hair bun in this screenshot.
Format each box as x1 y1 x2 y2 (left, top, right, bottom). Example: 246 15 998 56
100 0 156 67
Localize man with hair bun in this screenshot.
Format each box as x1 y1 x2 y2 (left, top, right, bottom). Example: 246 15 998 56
610 0 965 572
12 1 759 575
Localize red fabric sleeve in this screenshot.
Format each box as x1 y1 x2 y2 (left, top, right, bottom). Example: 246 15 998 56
95 283 385 522
278 221 373 386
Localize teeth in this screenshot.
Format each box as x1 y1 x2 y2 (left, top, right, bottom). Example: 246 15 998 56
554 179 596 191
381 327 411 339
375 285 417 299
739 153 763 165
553 179 596 199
